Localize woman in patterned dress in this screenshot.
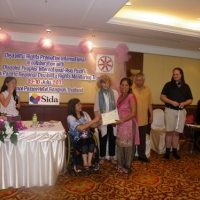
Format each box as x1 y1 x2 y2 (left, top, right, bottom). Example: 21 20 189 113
0 77 20 116
115 77 139 173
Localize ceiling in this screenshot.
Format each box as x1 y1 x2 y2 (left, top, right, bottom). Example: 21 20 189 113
0 0 200 52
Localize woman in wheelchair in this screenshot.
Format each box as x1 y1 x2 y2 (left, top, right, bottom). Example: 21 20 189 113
67 98 101 170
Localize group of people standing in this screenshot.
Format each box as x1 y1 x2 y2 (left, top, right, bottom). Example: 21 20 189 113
67 67 193 174
0 67 193 174
67 73 153 173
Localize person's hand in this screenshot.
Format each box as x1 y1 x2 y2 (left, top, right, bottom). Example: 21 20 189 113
149 116 153 124
115 119 123 125
171 101 179 107
98 120 102 126
7 85 15 95
179 102 185 108
93 115 101 123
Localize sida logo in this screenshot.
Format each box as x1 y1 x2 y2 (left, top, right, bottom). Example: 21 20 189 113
30 93 41 104
29 93 60 105
41 95 58 103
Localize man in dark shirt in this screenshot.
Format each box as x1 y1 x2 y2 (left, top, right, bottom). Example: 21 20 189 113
160 68 193 159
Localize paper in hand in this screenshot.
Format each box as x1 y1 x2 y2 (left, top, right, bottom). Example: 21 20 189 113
101 109 119 126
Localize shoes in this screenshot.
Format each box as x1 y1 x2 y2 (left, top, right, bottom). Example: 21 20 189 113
164 153 170 159
100 157 106 165
172 148 181 159
164 148 170 159
116 166 130 174
88 165 95 170
83 166 89 170
138 157 150 163
110 158 117 165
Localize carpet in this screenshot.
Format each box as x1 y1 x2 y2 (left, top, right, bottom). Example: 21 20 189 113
1 143 200 200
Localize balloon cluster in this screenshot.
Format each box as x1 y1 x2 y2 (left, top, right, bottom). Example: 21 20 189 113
115 43 130 63
79 39 93 54
0 33 11 46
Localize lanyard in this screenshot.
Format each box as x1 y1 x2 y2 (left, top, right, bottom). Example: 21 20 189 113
175 110 181 130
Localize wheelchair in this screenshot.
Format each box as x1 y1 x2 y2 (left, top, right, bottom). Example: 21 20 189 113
66 129 100 174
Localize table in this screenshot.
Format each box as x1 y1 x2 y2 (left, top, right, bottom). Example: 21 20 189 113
0 121 67 189
185 124 200 153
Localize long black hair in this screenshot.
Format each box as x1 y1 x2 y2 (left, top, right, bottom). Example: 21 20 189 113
0 77 18 102
67 98 84 119
170 68 186 91
120 77 133 93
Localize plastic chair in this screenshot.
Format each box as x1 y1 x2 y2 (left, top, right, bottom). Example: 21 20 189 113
150 109 166 154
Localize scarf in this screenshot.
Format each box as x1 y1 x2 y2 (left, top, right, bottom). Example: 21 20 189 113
99 88 116 113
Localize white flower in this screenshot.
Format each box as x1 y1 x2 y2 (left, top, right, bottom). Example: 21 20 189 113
4 121 13 138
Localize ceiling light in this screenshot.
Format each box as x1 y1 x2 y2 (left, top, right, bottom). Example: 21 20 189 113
46 29 51 33
126 2 132 6
38 38 54 50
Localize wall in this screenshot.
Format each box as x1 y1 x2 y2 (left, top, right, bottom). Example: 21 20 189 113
143 54 200 105
19 103 197 131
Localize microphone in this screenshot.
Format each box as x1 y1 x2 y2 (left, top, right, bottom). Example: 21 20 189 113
15 95 19 110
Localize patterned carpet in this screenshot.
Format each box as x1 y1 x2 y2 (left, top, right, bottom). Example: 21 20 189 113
1 142 200 200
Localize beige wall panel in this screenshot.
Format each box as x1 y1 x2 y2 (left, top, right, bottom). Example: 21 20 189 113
143 54 164 105
144 54 200 105
180 58 200 105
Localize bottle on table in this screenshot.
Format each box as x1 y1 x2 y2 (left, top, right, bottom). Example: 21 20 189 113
32 113 38 128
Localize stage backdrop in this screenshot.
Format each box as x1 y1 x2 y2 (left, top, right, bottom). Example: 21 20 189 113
0 41 129 103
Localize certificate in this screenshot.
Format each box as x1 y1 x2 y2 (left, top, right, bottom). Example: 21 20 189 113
101 109 119 126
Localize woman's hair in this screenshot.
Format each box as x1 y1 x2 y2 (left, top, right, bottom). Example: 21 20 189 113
120 77 133 93
96 75 112 89
67 98 84 119
171 68 185 83
0 77 18 101
170 68 186 90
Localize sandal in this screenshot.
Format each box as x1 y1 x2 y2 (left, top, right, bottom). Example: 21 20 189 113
116 166 123 173
100 158 106 165
121 167 129 174
83 166 89 170
88 165 95 170
110 158 117 165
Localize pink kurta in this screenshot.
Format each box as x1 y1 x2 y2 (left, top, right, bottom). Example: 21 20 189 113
116 93 140 146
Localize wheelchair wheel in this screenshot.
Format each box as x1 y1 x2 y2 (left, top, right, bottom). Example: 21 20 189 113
67 131 100 174
66 132 74 175
90 131 100 171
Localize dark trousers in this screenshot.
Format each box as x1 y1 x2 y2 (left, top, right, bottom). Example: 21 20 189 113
77 137 95 154
138 125 147 159
99 124 116 157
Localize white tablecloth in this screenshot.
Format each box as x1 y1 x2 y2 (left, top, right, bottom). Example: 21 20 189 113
0 121 67 189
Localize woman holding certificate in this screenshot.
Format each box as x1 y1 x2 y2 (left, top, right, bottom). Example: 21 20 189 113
115 77 139 174
94 75 119 165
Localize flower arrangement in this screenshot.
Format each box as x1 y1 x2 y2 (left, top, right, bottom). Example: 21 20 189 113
0 115 27 145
